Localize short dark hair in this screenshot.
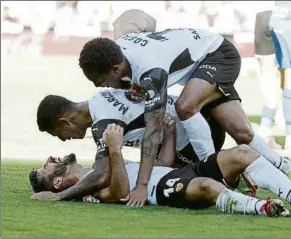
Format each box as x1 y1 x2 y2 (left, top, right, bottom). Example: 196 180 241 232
37 95 72 133
29 169 55 193
79 37 124 75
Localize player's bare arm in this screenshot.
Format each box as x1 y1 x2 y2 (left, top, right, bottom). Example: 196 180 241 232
98 124 130 203
154 113 177 167
127 68 168 206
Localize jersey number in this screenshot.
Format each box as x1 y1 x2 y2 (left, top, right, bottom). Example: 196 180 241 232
163 178 180 197
146 29 172 42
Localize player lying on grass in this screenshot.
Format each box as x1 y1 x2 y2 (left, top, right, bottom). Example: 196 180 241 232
37 91 291 200
79 27 291 206
30 123 291 217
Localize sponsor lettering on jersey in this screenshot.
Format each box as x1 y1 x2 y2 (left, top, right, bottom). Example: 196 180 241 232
198 64 217 71
100 91 129 115
176 152 192 164
145 96 161 108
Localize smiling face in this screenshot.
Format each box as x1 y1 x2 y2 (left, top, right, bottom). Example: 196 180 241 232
29 154 79 193
51 118 87 141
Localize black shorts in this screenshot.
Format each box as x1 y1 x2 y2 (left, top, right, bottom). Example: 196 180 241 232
156 153 239 210
175 116 226 166
190 38 242 110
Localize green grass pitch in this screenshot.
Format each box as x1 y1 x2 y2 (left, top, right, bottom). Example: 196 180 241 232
1 160 291 238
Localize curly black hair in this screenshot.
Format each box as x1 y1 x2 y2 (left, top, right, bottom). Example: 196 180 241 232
29 169 56 193
37 95 73 133
79 37 124 76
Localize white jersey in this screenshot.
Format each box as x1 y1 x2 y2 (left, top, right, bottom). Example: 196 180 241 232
89 89 190 151
269 1 291 30
125 162 173 205
115 28 224 87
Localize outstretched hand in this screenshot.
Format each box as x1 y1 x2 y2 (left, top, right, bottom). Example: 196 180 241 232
121 185 148 207
31 191 60 201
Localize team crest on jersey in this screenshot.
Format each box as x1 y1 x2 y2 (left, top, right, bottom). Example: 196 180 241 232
176 183 184 192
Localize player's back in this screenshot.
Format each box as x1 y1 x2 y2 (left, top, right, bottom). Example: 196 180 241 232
89 89 189 150
116 28 224 86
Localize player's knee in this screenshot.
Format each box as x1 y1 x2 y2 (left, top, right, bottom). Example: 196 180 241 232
175 99 200 120
233 144 259 163
199 178 218 194
233 124 254 144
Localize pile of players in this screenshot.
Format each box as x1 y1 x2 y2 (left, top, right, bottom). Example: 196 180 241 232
29 8 291 217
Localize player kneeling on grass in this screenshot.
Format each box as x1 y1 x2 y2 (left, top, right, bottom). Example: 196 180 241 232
30 123 290 217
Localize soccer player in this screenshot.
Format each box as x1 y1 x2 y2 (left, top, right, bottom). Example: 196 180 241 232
78 27 291 206
269 1 291 150
36 89 225 172
254 10 282 149
30 124 291 217
255 4 291 150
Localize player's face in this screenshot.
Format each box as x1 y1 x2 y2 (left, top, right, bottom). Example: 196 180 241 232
83 64 130 89
38 156 62 176
38 154 78 190
52 121 87 141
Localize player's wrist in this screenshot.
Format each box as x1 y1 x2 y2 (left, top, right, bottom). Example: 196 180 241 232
137 181 148 187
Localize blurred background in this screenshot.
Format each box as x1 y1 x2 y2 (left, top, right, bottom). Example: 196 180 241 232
1 1 288 161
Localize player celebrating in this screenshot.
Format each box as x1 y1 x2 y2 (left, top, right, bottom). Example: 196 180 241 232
78 27 291 206
36 89 224 173
30 124 291 217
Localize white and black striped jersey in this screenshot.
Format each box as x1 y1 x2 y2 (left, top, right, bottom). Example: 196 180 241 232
115 28 224 87
89 89 190 151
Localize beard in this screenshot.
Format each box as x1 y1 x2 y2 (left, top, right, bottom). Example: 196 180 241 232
52 153 77 177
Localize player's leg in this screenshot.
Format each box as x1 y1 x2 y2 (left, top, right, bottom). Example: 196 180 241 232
210 100 291 177
283 68 291 150
271 28 291 150
211 145 291 204
255 11 281 148
175 78 221 161
176 38 242 162
257 56 282 148
184 177 290 217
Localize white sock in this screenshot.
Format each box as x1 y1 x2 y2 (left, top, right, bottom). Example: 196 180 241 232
249 134 282 167
181 112 215 161
258 107 276 138
257 121 272 139
216 188 266 216
285 135 291 149
245 156 291 204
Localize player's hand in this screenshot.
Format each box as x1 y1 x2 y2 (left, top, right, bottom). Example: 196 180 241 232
163 113 176 137
31 191 61 201
123 185 148 207
129 83 146 102
102 124 124 152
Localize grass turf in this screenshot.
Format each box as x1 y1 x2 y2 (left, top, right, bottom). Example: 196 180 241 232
1 160 291 238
